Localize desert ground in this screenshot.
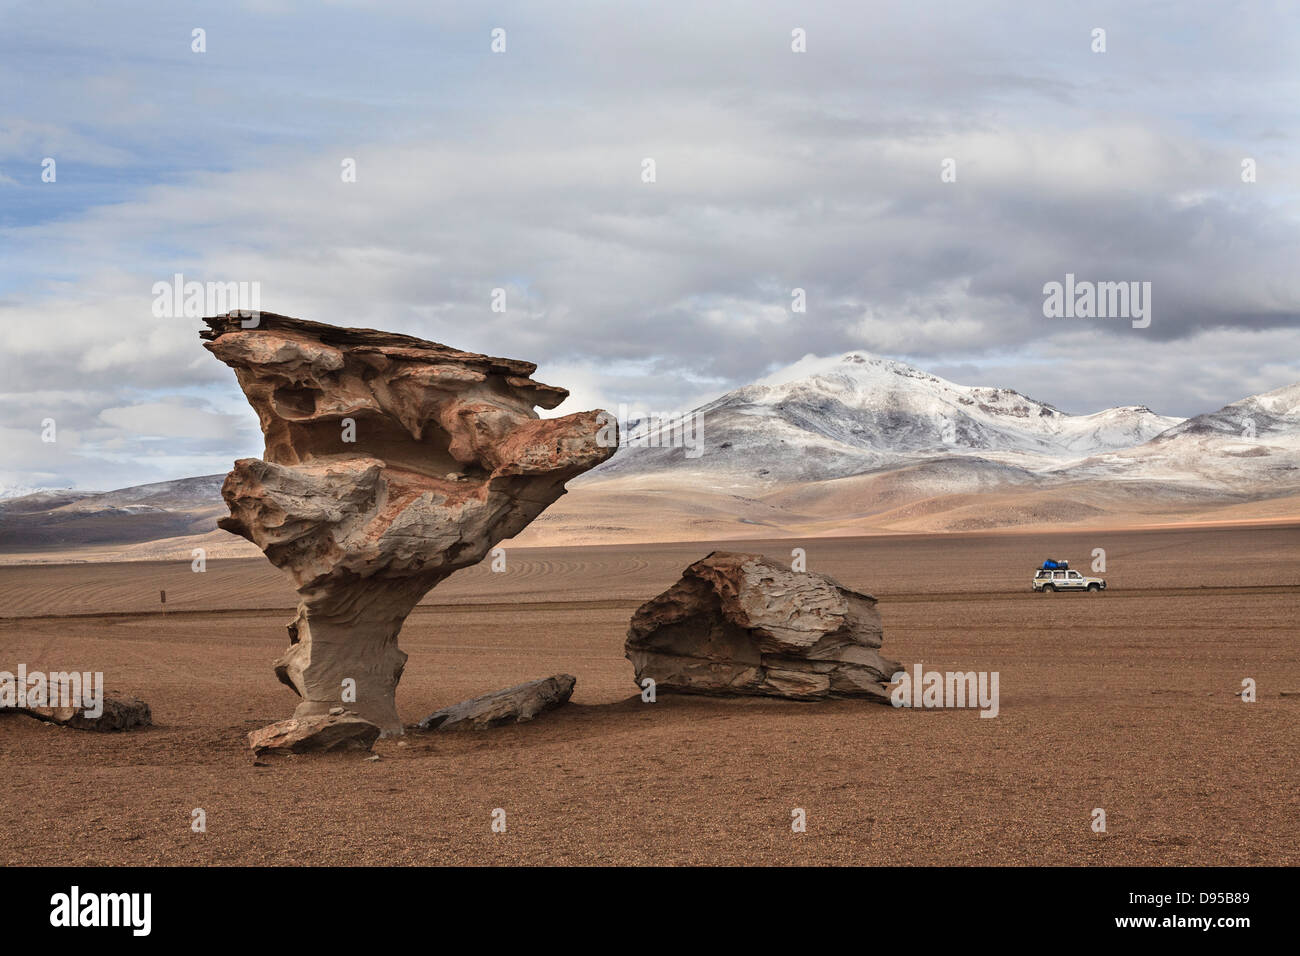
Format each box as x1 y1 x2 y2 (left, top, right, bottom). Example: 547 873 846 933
515 475 1300 547
1 523 1297 866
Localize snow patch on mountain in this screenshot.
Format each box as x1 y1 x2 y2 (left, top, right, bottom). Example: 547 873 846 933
589 351 1185 485
0 485 81 501
1057 381 1300 489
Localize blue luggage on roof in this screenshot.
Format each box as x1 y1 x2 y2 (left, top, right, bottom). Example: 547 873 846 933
1041 558 1069 570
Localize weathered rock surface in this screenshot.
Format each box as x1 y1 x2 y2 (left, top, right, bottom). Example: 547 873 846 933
202 312 615 736
415 674 576 731
0 686 152 732
248 711 380 755
626 552 900 701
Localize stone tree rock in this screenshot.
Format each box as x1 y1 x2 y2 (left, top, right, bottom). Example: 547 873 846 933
626 552 900 701
201 312 615 736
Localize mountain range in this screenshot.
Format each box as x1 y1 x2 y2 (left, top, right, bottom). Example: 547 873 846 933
596 352 1186 483
3 353 1298 559
542 353 1300 542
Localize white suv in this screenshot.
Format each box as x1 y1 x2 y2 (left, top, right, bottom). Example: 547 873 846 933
1032 568 1106 592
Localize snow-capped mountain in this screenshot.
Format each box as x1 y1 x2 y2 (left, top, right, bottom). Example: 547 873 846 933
591 352 1184 485
0 485 85 503
1058 381 1300 490
2 359 1297 556
0 476 228 553
62 475 228 511
1151 381 1300 445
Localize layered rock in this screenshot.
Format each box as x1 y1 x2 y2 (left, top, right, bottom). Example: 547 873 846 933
415 674 576 731
202 312 615 736
0 685 151 732
626 552 899 701
248 710 380 755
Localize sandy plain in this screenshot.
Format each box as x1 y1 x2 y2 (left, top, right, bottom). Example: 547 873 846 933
1 523 1297 865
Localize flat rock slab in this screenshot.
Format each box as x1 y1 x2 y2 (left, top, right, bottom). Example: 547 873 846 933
626 551 901 702
415 675 576 731
1 689 151 732
248 712 380 755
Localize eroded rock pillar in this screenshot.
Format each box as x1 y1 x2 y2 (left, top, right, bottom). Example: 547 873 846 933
201 312 615 737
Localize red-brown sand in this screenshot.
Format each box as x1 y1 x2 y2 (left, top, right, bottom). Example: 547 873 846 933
1 523 1297 865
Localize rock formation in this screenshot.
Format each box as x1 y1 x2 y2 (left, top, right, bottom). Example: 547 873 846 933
626 552 900 701
201 312 615 737
248 710 380 756
415 674 576 731
0 686 151 732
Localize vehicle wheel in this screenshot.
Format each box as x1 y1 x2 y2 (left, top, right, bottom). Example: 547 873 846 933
1043 584 1055 592
1087 583 1100 592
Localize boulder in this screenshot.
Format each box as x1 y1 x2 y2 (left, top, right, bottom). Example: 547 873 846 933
247 711 380 755
415 675 576 731
626 552 900 702
201 313 614 738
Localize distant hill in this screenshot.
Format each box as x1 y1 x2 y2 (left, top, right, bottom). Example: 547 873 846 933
2 357 1298 559
0 475 230 555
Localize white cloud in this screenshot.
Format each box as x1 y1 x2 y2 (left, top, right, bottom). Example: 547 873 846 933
1 0 1298 489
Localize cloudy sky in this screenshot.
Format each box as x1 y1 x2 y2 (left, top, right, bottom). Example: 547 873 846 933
2 0 1298 492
